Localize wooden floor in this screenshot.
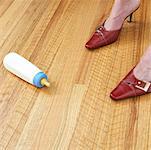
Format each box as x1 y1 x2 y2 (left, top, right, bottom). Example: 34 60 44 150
0 0 151 149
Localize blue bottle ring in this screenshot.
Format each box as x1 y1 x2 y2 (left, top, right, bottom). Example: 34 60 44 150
33 72 48 88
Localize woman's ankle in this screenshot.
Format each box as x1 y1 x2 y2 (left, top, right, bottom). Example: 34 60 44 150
134 46 151 81
104 0 140 31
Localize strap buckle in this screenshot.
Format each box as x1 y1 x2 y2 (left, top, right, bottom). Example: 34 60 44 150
135 80 151 92
96 26 104 32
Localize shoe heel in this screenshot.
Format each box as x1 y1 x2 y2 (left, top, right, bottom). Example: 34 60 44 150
127 13 133 23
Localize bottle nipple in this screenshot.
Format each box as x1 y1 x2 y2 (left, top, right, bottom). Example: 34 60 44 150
41 78 50 87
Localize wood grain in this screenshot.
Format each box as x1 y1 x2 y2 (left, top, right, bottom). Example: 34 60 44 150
0 0 151 149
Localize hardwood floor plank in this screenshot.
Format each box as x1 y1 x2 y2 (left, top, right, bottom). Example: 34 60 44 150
0 0 151 149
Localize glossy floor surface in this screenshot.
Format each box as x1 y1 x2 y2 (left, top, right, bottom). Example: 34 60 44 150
0 0 151 149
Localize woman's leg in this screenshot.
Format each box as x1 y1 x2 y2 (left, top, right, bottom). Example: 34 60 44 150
104 0 140 30
134 46 151 81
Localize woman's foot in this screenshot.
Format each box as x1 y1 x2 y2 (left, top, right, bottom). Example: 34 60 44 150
85 0 140 49
104 0 140 31
110 46 151 100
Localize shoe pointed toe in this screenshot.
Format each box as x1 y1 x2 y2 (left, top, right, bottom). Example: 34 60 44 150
110 89 123 100
85 41 94 49
110 83 134 100
110 68 151 100
85 34 105 49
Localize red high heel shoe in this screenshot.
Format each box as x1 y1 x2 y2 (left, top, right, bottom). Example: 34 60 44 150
110 67 151 100
85 8 139 50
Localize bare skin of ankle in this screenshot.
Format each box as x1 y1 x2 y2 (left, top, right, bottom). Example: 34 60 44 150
104 0 140 31
134 46 151 82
